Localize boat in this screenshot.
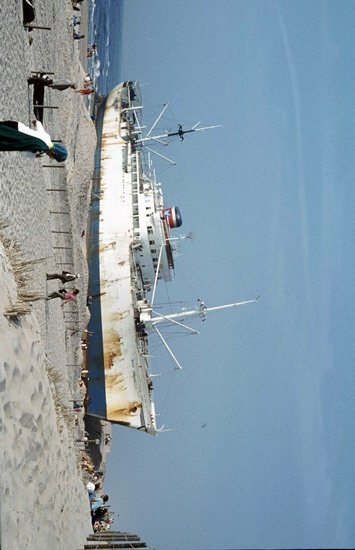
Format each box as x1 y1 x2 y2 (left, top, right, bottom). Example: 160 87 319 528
86 81 257 434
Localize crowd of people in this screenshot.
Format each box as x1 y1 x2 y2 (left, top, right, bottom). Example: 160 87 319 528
80 454 114 532
86 479 113 532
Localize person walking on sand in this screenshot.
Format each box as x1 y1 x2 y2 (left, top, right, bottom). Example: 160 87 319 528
46 271 80 284
47 288 79 302
75 88 95 95
28 75 76 91
0 120 67 162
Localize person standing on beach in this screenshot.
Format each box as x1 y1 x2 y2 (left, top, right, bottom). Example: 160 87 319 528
87 44 97 57
47 289 79 302
91 494 109 512
46 271 80 284
83 75 92 87
72 0 85 10
0 120 68 162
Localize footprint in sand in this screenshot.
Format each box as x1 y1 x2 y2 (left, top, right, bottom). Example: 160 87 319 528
19 412 35 430
41 434 49 451
3 362 22 391
31 464 39 478
30 384 43 408
3 449 12 469
30 341 42 365
35 413 44 432
11 366 21 385
12 334 23 355
26 440 42 462
3 401 15 419
0 362 6 391
3 361 10 375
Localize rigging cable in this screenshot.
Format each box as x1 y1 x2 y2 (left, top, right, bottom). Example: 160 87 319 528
158 369 177 417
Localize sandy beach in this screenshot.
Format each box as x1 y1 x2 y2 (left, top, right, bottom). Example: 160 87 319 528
0 1 98 548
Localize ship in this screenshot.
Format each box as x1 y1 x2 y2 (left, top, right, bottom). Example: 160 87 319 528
86 81 257 434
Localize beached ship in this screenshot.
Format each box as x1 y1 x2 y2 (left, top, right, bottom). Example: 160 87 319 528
86 81 257 434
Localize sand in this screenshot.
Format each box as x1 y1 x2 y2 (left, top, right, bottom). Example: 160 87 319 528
0 1 98 548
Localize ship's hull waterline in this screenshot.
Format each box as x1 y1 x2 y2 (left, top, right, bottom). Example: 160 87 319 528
86 82 157 434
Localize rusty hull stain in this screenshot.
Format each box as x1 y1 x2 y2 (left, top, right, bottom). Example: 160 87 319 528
103 328 122 370
99 240 117 252
105 371 126 391
106 400 143 422
111 309 130 321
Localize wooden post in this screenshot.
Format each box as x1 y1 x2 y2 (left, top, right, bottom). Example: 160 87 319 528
83 544 146 549
87 535 140 542
89 531 138 537
33 105 58 109
31 71 55 75
50 211 70 214
24 24 52 30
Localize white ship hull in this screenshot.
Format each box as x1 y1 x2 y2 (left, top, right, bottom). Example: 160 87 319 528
87 82 157 434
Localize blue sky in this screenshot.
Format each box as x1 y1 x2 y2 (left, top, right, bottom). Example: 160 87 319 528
98 1 355 548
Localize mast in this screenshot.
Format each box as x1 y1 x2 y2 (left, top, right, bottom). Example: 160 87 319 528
145 298 259 371
134 123 221 145
166 124 221 141
150 298 259 325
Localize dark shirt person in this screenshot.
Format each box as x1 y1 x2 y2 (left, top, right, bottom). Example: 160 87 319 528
0 120 67 162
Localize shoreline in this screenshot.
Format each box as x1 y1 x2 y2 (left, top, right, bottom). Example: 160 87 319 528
0 1 99 548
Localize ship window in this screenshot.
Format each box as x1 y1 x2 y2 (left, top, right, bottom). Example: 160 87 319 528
149 240 155 245
151 249 156 254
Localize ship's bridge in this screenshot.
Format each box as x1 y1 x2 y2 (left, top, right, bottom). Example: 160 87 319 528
133 204 182 289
